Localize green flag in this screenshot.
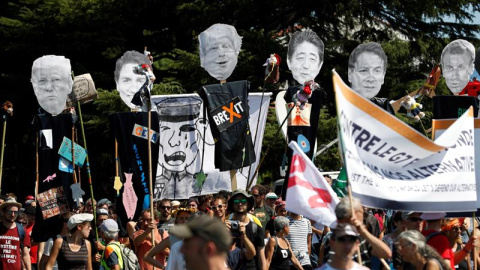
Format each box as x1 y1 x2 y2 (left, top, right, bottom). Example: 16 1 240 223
332 167 347 198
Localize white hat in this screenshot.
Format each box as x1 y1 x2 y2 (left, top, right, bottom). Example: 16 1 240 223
97 208 109 216
266 192 278 199
171 200 181 207
420 212 446 221
67 213 94 230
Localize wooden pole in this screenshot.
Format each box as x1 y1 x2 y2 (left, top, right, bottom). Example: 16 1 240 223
0 116 6 194
347 185 362 265
147 87 155 248
474 213 477 270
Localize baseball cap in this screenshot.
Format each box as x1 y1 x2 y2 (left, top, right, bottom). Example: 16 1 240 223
170 215 231 252
420 212 446 221
67 213 94 230
332 223 359 239
266 192 278 199
97 208 109 216
100 219 119 233
25 195 35 201
401 211 415 221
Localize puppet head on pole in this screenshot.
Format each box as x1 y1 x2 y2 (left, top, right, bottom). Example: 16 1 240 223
199 23 242 81
441 39 475 95
114 51 153 110
348 42 387 99
31 55 73 116
287 30 324 85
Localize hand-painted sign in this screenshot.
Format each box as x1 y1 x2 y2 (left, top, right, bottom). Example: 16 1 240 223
58 137 86 167
210 96 248 132
37 186 68 219
132 124 159 143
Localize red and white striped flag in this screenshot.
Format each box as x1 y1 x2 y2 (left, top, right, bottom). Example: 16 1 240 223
286 141 339 227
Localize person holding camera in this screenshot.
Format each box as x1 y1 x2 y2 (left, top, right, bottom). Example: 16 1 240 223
225 218 256 269
227 189 266 270
266 216 304 270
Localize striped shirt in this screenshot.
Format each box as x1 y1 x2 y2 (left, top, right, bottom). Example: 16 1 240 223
286 216 312 266
57 236 89 270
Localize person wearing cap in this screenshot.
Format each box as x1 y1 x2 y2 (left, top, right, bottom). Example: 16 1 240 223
39 211 74 270
98 198 112 211
226 189 266 270
133 209 168 270
46 213 93 270
402 211 424 231
251 185 275 228
171 200 181 211
319 197 391 268
316 223 369 270
98 219 123 270
94 208 110 254
0 197 31 270
265 192 278 209
170 215 231 270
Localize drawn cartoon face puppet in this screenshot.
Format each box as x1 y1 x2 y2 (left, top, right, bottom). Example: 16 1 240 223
199 24 242 81
114 51 152 109
287 30 324 85
31 55 73 115
348 42 387 99
157 98 203 174
441 39 475 95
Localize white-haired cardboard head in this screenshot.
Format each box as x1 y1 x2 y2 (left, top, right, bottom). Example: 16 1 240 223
441 39 475 95
199 24 242 81
31 55 73 115
287 30 324 85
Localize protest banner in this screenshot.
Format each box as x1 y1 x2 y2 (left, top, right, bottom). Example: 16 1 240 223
286 141 338 227
333 70 476 212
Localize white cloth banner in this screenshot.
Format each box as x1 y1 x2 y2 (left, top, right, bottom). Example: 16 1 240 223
286 141 339 227
333 71 476 212
151 92 271 200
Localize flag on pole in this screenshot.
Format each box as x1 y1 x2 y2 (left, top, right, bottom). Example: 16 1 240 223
286 141 339 227
332 167 347 198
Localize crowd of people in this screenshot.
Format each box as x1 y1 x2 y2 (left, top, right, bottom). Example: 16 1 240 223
0 181 479 270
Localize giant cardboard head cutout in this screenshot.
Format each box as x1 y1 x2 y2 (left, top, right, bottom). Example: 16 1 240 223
348 42 387 99
31 55 73 115
287 30 324 85
441 39 475 95
199 24 242 81
114 51 152 109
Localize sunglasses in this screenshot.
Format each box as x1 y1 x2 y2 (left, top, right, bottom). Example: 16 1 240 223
407 217 423 222
335 236 358 243
233 199 248 204
6 210 18 215
450 226 462 232
212 204 225 210
159 206 172 210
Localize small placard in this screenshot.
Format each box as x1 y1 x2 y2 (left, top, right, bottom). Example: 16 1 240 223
210 96 248 132
37 187 68 219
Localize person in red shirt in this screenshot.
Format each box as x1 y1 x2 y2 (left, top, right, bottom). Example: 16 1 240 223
0 198 31 270
133 210 168 270
24 206 38 269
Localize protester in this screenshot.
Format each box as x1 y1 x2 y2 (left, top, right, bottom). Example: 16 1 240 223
420 212 454 269
171 215 232 270
24 205 38 270
198 195 214 217
133 209 168 270
265 201 287 238
157 199 175 233
382 211 406 270
402 212 424 231
97 199 112 211
98 219 123 270
143 208 195 269
171 200 181 211
46 213 93 270
251 185 274 228
397 230 451 270
227 189 266 270
212 195 227 223
0 198 31 270
315 223 369 270
265 216 304 270
187 197 199 211
39 212 73 270
265 192 278 209
286 211 313 269
441 218 477 269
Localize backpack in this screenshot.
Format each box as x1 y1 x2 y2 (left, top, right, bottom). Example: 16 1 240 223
16 222 25 249
109 242 141 270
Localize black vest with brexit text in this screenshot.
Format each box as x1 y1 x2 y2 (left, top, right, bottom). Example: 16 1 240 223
199 80 256 171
